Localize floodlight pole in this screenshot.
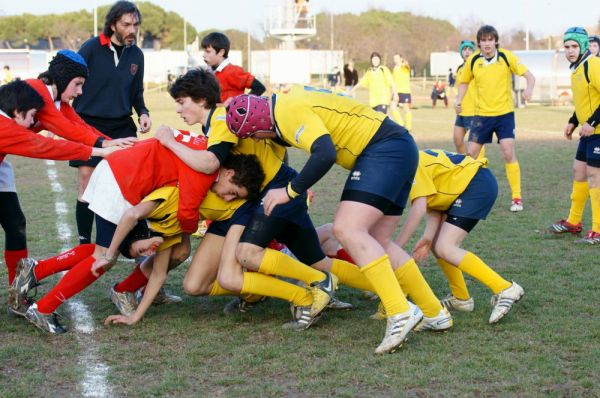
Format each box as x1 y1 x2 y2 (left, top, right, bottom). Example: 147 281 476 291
183 18 187 51
93 0 98 36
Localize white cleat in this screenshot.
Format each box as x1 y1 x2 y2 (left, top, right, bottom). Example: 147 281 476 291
441 294 475 312
414 308 453 332
489 282 524 324
375 302 423 354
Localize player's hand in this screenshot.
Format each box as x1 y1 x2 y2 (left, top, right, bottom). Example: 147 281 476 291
103 137 137 148
91 145 122 158
523 87 533 102
104 314 138 326
139 114 152 133
154 125 175 147
91 258 111 277
580 122 595 137
454 102 462 115
262 187 290 216
564 123 576 140
412 238 432 262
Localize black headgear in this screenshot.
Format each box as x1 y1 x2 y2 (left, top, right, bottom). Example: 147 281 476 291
48 50 88 99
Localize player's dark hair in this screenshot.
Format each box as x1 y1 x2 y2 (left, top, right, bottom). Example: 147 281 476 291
201 32 231 58
477 25 499 48
169 68 221 108
118 220 160 259
103 1 142 37
0 79 44 118
222 154 265 201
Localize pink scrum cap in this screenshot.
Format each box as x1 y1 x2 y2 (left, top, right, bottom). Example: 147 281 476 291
226 94 274 138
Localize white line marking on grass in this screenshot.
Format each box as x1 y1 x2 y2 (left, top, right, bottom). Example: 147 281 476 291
45 160 112 398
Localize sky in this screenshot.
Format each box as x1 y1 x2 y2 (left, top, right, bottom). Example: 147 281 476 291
1 0 598 40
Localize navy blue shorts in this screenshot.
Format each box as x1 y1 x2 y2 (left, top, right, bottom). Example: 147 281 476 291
398 93 412 104
95 214 117 248
206 200 256 237
341 118 418 215
455 115 474 130
575 135 600 168
468 112 515 144
447 168 497 220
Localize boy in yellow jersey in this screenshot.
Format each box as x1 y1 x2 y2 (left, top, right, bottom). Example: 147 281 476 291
455 25 535 212
548 28 600 244
396 149 524 324
101 153 263 326
453 40 478 154
391 54 412 129
226 87 452 354
352 52 398 116
154 70 373 330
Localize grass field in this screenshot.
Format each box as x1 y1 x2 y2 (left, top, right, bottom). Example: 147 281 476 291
1 88 600 397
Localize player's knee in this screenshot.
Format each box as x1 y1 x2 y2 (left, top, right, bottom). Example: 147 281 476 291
235 242 261 270
216 272 240 293
332 222 351 245
182 277 204 296
433 240 452 260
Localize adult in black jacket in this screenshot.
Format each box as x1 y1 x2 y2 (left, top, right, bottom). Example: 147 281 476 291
73 1 152 245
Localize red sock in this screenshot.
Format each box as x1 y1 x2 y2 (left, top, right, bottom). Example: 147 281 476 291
4 249 28 284
34 244 96 282
114 265 149 293
36 256 104 314
335 248 355 264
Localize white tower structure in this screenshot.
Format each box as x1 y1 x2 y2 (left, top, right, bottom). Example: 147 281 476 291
265 0 317 49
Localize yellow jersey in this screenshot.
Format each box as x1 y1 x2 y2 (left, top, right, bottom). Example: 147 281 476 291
409 149 488 211
571 55 600 134
142 187 183 251
459 48 528 116
273 85 386 170
358 65 394 107
455 63 476 117
392 64 411 94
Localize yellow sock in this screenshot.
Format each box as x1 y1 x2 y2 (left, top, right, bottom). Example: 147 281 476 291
241 272 312 307
405 111 412 130
390 108 404 126
567 180 589 225
208 280 237 297
394 258 442 317
457 252 511 294
590 187 600 232
436 258 470 300
505 161 522 199
360 254 409 316
477 144 486 159
240 293 265 303
258 248 325 285
331 259 375 292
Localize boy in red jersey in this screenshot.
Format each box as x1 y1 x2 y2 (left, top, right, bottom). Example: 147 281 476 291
0 80 117 311
201 32 266 106
11 128 262 334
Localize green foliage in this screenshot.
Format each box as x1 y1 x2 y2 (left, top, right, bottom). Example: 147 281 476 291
0 2 196 50
298 10 462 75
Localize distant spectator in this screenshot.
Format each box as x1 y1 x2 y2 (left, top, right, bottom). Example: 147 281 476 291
295 0 309 25
167 70 176 90
2 65 13 84
448 68 456 87
589 35 600 56
431 80 448 108
343 61 359 95
327 66 341 89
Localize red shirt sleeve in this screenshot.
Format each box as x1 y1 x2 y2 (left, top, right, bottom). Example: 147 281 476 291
176 160 218 233
0 117 92 161
26 79 110 146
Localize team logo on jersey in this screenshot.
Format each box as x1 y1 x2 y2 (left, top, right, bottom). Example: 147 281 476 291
594 147 600 155
351 170 361 181
453 198 463 208
130 64 138 75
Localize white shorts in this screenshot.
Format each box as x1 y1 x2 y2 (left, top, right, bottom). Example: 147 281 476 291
0 160 17 193
81 159 132 225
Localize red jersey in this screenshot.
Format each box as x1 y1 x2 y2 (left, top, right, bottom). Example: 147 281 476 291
0 113 92 165
214 60 255 103
106 130 216 233
26 79 109 146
